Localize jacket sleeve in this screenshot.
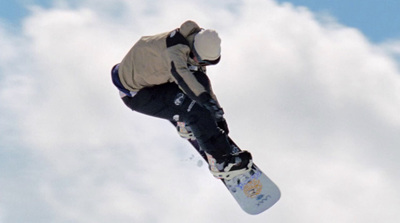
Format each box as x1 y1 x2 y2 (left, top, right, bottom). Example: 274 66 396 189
166 31 208 102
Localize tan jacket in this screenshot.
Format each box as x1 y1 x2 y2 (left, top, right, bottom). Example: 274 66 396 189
118 20 216 101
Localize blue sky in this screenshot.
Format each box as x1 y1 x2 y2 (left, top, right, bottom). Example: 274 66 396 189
1 0 400 223
1 0 400 42
276 0 400 42
0 0 49 24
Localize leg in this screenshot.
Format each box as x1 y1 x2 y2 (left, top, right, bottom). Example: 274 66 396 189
122 83 231 159
178 100 231 159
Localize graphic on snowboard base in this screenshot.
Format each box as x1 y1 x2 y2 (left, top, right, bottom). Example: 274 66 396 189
171 121 280 215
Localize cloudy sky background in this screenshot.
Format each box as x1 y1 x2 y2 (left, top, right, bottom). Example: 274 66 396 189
1 0 400 222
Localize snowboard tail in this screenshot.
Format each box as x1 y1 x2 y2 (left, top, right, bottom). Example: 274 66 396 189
171 121 280 214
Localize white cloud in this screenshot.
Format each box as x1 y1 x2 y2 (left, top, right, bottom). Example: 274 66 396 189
380 39 400 63
1 0 400 222
0 205 3 223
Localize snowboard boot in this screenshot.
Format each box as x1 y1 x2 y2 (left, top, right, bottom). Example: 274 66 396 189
206 151 253 180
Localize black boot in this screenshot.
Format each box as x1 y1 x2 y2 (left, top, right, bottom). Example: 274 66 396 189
207 151 253 180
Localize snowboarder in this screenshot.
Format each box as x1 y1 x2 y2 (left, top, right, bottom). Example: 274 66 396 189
111 20 252 179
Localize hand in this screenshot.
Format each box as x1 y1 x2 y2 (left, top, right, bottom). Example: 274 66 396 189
198 93 224 121
203 99 224 120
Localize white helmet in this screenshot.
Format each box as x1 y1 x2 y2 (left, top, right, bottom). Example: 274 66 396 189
193 29 221 64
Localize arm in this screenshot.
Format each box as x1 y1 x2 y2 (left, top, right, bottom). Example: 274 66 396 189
166 30 207 102
166 30 229 133
193 71 229 134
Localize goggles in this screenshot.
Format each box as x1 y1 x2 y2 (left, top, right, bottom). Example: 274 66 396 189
190 47 220 66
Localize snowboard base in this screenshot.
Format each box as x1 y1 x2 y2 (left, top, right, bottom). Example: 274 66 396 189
172 121 280 214
222 162 281 215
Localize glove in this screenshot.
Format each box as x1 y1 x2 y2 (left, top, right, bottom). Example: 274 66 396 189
217 118 229 135
198 93 224 121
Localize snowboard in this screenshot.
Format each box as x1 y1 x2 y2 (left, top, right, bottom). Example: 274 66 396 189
171 121 281 215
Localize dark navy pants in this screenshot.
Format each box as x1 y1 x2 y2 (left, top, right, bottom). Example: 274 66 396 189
113 67 231 159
